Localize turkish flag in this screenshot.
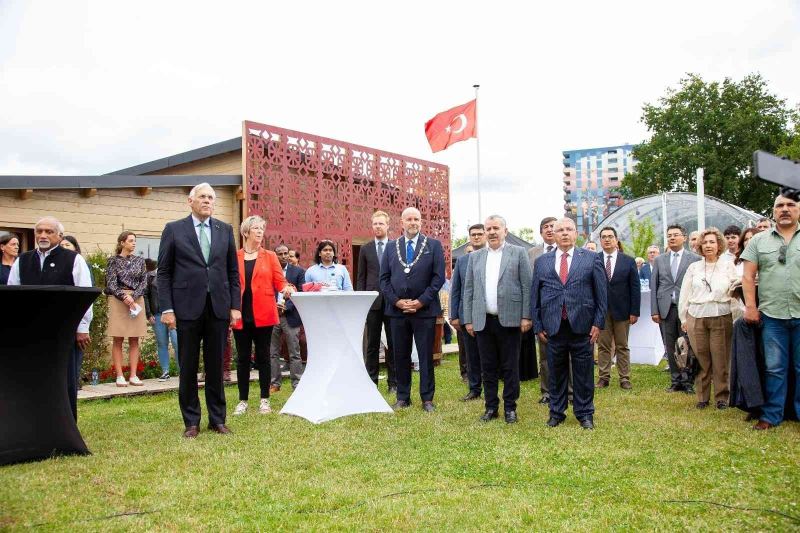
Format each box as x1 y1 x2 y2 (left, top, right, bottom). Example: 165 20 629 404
424 99 477 153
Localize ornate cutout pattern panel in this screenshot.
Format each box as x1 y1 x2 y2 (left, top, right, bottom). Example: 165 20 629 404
244 121 451 274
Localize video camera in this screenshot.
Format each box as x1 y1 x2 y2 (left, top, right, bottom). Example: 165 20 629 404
753 150 800 202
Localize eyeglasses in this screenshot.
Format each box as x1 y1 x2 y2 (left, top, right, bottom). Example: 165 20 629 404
778 245 787 265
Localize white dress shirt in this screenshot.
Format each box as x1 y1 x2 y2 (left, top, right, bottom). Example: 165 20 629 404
7 247 94 333
602 249 618 278
192 214 211 245
678 258 738 324
484 242 505 314
554 246 575 276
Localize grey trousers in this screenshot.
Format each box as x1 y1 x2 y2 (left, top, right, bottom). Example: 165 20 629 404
270 314 303 388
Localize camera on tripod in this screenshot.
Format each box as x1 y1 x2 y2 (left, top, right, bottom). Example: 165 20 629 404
753 151 800 202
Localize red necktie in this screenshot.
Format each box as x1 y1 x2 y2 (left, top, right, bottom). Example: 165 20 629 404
560 252 569 318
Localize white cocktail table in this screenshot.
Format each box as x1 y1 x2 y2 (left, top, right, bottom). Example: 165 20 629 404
280 291 394 423
629 289 665 365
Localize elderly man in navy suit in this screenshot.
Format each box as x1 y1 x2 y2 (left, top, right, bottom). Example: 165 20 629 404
595 226 641 390
380 206 446 412
158 183 241 438
531 217 607 429
269 244 305 392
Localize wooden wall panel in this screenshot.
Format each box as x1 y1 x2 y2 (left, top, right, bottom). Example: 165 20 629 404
0 187 236 255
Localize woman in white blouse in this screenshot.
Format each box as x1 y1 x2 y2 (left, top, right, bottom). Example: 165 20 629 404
679 228 738 410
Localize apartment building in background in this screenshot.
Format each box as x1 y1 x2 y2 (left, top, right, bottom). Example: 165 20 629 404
562 144 637 238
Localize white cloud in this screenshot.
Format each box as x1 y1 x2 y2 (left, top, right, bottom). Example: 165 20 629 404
0 0 797 234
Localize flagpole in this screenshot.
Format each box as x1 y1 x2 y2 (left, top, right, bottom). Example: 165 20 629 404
473 84 482 223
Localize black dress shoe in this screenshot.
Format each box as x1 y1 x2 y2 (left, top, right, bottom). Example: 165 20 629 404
538 394 550 404
546 417 563 427
461 391 481 402
480 409 499 422
716 401 728 410
392 400 410 409
183 426 199 439
422 401 435 412
504 410 518 424
208 424 232 435
579 418 594 430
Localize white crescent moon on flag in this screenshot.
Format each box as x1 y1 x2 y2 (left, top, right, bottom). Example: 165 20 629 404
450 114 467 134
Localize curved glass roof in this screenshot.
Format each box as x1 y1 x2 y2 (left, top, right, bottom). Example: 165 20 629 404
589 193 762 250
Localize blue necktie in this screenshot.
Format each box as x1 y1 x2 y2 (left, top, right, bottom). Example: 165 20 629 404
377 241 384 268
406 240 415 264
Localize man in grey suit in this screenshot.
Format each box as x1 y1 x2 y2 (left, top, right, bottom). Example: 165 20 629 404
650 224 700 392
528 216 563 404
463 215 533 423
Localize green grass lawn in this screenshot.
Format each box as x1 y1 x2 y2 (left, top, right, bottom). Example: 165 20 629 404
2 355 799 531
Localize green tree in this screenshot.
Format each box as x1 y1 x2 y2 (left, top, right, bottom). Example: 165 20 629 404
623 73 797 214
510 227 536 244
778 106 800 160
624 215 658 259
451 235 468 249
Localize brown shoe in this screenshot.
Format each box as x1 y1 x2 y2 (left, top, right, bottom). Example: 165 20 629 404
269 385 281 394
183 426 199 439
753 420 774 431
208 423 232 435
620 381 632 390
595 379 609 388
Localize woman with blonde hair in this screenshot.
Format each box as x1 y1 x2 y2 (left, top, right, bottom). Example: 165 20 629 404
232 215 295 415
106 231 148 386
679 227 738 409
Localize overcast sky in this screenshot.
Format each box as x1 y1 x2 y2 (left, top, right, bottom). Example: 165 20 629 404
1 0 797 237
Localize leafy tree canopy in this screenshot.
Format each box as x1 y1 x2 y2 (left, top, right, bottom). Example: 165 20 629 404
622 73 797 214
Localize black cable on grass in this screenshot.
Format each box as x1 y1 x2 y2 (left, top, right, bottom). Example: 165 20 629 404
296 482 522 514
31 510 160 528
664 500 800 524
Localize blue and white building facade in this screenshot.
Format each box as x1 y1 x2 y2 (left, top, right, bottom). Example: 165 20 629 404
562 144 637 238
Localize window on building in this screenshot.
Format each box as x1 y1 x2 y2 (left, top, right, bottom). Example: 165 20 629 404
608 167 619 173
134 236 161 260
607 158 617 163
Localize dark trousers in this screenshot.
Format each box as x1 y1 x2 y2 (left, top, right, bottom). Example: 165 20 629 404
660 304 693 388
462 328 482 395
547 319 595 422
390 316 435 402
476 315 520 412
176 295 229 428
233 323 273 401
365 308 395 389
457 329 468 378
66 342 83 422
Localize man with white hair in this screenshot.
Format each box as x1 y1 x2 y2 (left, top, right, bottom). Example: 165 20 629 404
7 216 93 421
380 206 445 412
158 183 241 438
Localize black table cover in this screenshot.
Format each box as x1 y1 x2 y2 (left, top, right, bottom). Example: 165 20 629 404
0 285 100 466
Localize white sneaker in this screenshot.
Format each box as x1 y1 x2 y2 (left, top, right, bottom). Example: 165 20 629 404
234 401 248 416
259 398 272 414
129 376 143 386
115 376 128 387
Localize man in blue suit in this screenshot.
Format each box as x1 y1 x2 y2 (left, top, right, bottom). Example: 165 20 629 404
638 245 659 286
531 218 607 429
158 183 241 438
380 207 446 412
595 227 641 390
449 223 486 401
269 244 305 392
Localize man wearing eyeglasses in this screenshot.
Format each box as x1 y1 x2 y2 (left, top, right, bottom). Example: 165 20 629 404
651 224 701 393
742 194 800 430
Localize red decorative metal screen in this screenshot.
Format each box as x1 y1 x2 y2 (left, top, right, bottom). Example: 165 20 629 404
243 120 451 275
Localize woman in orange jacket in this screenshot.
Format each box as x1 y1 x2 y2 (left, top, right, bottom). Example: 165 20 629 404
232 215 295 415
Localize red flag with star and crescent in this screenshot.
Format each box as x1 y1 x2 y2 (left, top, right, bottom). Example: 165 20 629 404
424 99 477 153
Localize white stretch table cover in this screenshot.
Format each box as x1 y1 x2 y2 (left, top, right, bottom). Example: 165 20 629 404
280 291 394 423
628 289 665 365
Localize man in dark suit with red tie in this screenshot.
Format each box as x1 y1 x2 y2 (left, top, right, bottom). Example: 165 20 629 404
380 207 445 412
356 210 396 393
595 227 641 390
531 217 607 429
157 183 241 438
